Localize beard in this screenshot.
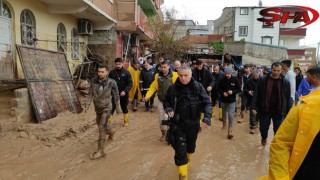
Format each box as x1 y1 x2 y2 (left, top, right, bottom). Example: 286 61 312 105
98 75 106 80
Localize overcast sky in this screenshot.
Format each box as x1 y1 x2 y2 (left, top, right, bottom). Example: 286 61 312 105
162 0 320 47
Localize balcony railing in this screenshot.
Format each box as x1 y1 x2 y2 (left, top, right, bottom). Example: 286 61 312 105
280 28 306 36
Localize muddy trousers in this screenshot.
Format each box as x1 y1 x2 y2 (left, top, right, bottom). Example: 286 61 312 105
172 125 200 166
96 112 112 150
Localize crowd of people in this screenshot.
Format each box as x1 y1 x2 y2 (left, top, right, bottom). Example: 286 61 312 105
84 56 320 179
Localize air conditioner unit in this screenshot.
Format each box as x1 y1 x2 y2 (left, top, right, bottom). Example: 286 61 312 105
78 19 93 35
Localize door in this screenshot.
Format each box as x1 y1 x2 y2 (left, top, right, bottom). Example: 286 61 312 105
0 2 14 80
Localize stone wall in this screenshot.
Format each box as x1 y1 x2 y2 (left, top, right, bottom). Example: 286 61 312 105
10 88 33 124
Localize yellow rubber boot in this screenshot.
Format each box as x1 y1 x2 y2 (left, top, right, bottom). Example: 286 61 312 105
219 108 222 120
200 113 204 123
107 115 113 126
177 164 188 180
211 107 215 118
187 153 193 168
123 113 129 127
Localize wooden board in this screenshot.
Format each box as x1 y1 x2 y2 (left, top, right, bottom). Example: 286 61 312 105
16 45 82 122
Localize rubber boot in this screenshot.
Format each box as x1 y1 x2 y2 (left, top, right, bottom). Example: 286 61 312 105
160 130 166 142
228 127 233 139
123 113 129 127
133 99 138 112
200 113 204 123
219 108 222 121
187 153 193 168
107 115 113 126
177 164 188 180
211 107 215 118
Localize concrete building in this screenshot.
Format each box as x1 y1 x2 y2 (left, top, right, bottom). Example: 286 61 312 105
174 19 214 39
0 0 163 123
214 5 309 65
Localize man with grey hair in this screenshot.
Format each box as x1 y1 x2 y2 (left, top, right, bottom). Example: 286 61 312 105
163 64 211 179
244 69 260 134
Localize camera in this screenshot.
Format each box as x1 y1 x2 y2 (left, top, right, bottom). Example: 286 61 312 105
161 120 171 126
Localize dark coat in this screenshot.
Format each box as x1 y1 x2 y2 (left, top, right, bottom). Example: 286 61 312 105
192 68 214 92
140 66 156 90
109 67 133 94
218 76 241 103
243 77 260 108
252 74 291 115
163 78 212 126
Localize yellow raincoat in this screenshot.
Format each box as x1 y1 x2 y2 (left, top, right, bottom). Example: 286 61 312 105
128 66 142 100
258 90 320 180
145 71 179 99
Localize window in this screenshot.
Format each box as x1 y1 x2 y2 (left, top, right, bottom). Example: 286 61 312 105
57 23 67 52
71 28 79 60
262 21 274 28
240 8 248 15
0 1 11 18
261 36 272 45
20 9 36 46
238 26 248 36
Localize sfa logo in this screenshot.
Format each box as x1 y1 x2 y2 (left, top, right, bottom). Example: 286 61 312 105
257 6 319 29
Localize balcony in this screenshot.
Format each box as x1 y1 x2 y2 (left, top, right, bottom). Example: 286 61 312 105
138 0 160 16
287 49 305 56
116 1 137 31
40 0 116 28
136 6 154 39
280 28 306 38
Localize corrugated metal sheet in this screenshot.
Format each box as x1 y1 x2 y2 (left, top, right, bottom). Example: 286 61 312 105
16 45 82 122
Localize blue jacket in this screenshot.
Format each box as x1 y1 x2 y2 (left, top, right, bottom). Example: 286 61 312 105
295 78 313 99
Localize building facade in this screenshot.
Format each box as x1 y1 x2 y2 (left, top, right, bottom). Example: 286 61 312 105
0 0 163 80
214 6 308 60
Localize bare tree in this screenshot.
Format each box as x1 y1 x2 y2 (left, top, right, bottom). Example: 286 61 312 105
146 8 191 60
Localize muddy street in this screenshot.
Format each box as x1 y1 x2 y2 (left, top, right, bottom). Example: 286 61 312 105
0 99 273 180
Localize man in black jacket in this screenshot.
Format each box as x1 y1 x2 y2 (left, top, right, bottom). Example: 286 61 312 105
140 60 156 112
163 65 211 180
252 62 291 146
211 65 225 120
218 67 241 139
243 70 260 134
192 59 214 120
109 58 133 127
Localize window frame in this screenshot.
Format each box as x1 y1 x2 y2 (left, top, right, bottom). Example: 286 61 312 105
261 36 273 45
20 9 36 46
238 26 248 36
57 23 67 52
71 28 79 60
240 7 249 15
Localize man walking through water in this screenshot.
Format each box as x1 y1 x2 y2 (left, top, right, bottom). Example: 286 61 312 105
163 65 212 179
85 64 121 160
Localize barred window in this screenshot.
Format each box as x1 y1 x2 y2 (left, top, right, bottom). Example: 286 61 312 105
0 1 11 18
71 28 79 60
20 9 36 46
57 23 67 52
